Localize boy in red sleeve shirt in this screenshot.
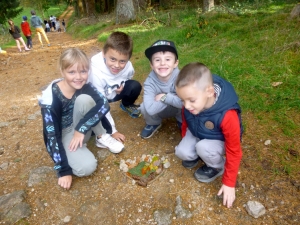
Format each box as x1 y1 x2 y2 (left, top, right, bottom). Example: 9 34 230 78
21 16 33 49
175 62 243 208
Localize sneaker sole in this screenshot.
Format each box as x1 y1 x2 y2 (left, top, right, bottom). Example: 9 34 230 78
141 124 162 139
194 168 224 183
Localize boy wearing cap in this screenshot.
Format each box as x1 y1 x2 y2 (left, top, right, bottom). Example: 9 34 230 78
21 16 33 49
140 40 182 139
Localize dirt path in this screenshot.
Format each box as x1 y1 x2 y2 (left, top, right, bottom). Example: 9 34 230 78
0 7 299 225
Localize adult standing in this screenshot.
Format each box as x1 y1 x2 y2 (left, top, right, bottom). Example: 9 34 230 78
30 10 51 47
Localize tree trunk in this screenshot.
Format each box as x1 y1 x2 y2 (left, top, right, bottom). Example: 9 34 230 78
77 0 87 17
116 0 136 24
133 0 148 11
85 0 96 16
290 3 300 19
202 0 214 13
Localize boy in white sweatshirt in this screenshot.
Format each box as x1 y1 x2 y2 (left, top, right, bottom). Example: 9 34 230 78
89 31 142 146
140 40 182 139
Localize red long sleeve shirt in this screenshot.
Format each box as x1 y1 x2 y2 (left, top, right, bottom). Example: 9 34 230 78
182 109 242 187
21 21 31 36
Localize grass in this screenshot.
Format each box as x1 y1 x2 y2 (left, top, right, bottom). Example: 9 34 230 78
0 4 67 49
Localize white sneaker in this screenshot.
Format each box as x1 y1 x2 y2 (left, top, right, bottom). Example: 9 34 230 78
95 134 124 153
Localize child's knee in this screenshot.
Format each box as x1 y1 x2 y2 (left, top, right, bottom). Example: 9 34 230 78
175 145 189 160
74 159 97 177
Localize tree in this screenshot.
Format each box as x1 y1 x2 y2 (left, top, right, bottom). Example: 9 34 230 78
85 0 96 16
21 0 50 18
0 0 23 25
116 0 136 24
202 0 214 13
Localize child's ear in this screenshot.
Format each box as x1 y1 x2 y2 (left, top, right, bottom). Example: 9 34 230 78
174 59 179 68
206 85 215 97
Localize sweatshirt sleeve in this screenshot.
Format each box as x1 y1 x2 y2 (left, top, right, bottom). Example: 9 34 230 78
220 110 243 187
143 80 168 116
164 93 182 109
74 84 110 134
41 106 73 177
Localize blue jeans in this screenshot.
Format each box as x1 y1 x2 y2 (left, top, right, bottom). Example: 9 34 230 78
25 36 33 48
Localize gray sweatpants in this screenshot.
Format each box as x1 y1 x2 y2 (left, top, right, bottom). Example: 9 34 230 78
140 103 182 125
175 129 225 169
62 94 106 177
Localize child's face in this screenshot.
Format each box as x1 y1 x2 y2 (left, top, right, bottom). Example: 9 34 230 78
150 51 178 81
103 48 130 75
176 83 215 115
61 62 88 91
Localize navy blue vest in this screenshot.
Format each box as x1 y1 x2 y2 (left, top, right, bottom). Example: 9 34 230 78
184 75 243 141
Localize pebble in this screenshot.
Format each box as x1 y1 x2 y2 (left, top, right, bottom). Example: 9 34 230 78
169 179 174 183
63 216 71 223
264 140 271 145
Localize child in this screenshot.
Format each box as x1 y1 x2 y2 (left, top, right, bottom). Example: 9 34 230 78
8 20 30 52
89 31 142 144
140 40 182 139
56 18 61 32
175 62 243 208
62 19 66 32
20 16 33 49
39 48 124 190
45 22 50 33
30 10 51 47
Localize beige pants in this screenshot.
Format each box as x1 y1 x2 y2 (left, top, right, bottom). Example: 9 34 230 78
35 27 50 45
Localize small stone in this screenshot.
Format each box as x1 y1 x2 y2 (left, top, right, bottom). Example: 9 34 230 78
63 216 71 223
0 122 9 128
27 114 36 120
0 162 9 170
264 140 271 145
245 201 266 218
106 176 110 181
169 179 174 183
136 218 140 222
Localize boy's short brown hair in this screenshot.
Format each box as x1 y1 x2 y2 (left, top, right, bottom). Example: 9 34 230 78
176 62 213 90
103 31 133 58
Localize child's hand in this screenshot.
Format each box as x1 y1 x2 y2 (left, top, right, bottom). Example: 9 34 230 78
58 175 72 190
69 131 84 151
111 132 125 143
115 84 124 94
217 184 236 208
155 93 166 101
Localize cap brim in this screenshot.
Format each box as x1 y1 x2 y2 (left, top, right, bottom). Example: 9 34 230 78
145 45 178 60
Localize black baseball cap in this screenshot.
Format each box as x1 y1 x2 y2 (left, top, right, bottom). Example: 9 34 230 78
145 40 178 60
